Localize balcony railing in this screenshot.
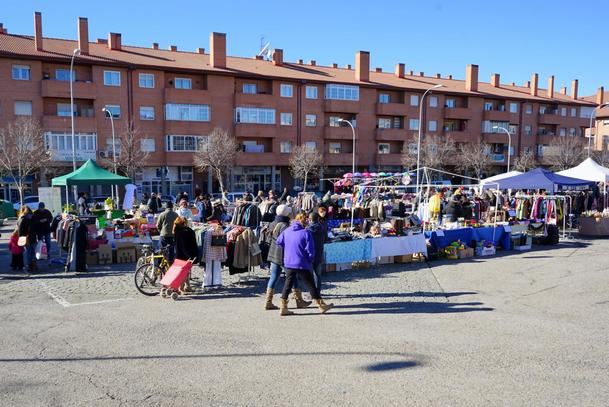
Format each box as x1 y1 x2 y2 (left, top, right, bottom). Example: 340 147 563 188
491 154 505 162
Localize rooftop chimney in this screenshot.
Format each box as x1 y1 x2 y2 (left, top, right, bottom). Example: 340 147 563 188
78 17 89 55
169 45 177 51
465 64 479 92
0 23 5 34
108 32 122 50
395 63 405 78
152 43 159 50
298 59 303 65
210 32 226 68
530 73 538 96
309 60 316 66
526 81 530 88
419 72 424 76
254 55 263 60
332 63 338 68
409 70 414 76
547 75 554 98
196 47 205 54
272 49 283 66
571 79 578 99
97 38 108 44
597 87 605 105
491 73 500 87
34 12 43 51
435 73 441 79
355 51 370 82
560 86 567 95
346 64 352 70
375 67 382 72
448 75 453 80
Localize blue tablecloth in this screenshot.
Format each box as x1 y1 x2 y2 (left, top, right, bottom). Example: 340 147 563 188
327 218 363 229
425 226 512 251
323 239 372 264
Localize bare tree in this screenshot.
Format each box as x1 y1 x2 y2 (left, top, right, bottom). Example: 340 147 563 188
100 120 149 180
289 145 323 192
545 136 587 171
0 117 50 206
401 134 456 172
513 149 537 172
193 127 239 195
592 148 609 167
456 142 492 179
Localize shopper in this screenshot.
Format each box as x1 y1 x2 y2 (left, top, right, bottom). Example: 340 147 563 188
277 211 334 316
147 192 159 214
156 201 179 263
77 192 90 215
173 216 196 293
17 206 38 273
176 199 193 224
32 202 53 260
254 190 265 203
263 205 309 310
206 199 226 223
307 212 326 293
8 229 24 271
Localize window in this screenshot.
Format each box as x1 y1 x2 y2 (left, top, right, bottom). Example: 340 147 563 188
559 127 567 137
12 65 31 80
14 101 32 116
569 128 577 137
329 142 342 154
410 95 419 106
103 105 121 118
234 107 275 124
570 107 577 117
280 112 293 126
329 116 344 127
305 86 318 99
445 98 456 108
378 143 390 154
45 132 96 154
498 104 506 112
509 103 518 113
141 138 156 152
139 73 155 88
57 103 76 117
429 96 438 108
482 121 509 133
166 135 208 152
378 93 390 104
243 83 257 94
524 125 532 136
140 106 155 120
580 107 594 119
280 84 293 97
484 102 494 111
560 107 567 117
304 141 316 151
174 78 192 89
166 104 210 122
305 114 317 127
409 119 419 130
428 120 437 132
325 84 359 101
393 117 402 129
378 118 391 129
509 124 518 135
103 70 121 86
408 143 418 155
525 104 533 114
280 141 292 153
56 69 75 82
539 106 547 115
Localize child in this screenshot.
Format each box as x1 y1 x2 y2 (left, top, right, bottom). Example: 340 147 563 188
8 230 24 271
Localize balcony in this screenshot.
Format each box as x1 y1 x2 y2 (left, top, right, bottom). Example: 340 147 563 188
235 92 275 106
325 153 354 166
443 107 472 120
375 128 407 141
43 115 97 132
376 103 406 116
376 153 402 166
324 99 359 113
324 126 356 140
164 88 212 104
48 147 97 162
237 152 277 166
538 113 562 125
234 123 277 138
41 80 96 99
491 154 505 163
483 109 512 121
483 133 513 144
444 130 472 143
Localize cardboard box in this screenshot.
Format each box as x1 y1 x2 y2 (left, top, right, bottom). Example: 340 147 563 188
395 254 414 263
457 247 474 259
325 264 336 272
513 244 532 251
336 263 352 271
116 242 137 263
97 244 113 265
475 246 496 257
377 256 394 265
86 250 98 265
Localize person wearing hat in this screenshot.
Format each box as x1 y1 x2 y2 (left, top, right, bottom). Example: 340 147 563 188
263 204 310 310
206 199 226 223
32 202 53 261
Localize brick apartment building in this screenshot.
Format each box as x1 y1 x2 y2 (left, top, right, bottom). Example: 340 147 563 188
0 12 601 200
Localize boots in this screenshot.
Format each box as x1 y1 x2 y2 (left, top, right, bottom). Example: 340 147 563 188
315 299 334 314
292 288 312 308
279 298 294 316
264 288 279 310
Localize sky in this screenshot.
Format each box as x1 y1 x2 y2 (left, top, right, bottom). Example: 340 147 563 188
2 0 607 96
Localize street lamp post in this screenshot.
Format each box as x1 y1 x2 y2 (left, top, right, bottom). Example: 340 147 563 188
588 103 609 157
493 126 512 172
338 118 356 229
69 48 81 203
416 84 444 195
102 108 118 206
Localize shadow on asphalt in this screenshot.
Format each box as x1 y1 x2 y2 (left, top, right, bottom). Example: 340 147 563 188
363 360 421 372
328 301 494 315
325 291 478 300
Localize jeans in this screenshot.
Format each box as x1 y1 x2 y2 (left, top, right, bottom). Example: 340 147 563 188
312 263 323 293
281 268 320 300
24 242 36 266
267 262 299 291
161 236 175 263
37 233 52 258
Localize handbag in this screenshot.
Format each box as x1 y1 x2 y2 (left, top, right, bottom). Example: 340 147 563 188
210 234 227 246
36 241 48 260
250 242 262 256
17 236 28 247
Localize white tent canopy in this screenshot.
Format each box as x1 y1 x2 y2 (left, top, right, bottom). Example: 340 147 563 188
557 158 609 182
480 171 523 185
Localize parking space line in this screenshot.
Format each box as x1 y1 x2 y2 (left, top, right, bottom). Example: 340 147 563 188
36 281 132 308
68 298 132 307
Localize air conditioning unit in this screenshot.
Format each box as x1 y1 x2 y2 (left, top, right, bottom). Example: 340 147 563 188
99 151 107 158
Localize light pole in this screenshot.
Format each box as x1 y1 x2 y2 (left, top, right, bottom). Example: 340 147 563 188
493 126 512 172
416 84 444 195
69 48 81 203
588 103 609 157
102 108 118 205
338 118 356 229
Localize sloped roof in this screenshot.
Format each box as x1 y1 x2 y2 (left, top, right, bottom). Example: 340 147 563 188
0 32 596 105
557 157 609 182
51 159 131 186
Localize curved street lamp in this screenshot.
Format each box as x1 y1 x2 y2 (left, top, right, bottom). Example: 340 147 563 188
338 118 356 229
588 102 609 157
416 84 444 193
69 48 81 203
493 126 512 172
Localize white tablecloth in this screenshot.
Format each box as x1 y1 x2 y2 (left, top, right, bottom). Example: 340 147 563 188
369 235 427 258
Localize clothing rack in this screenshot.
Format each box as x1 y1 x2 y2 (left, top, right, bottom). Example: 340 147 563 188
511 194 571 240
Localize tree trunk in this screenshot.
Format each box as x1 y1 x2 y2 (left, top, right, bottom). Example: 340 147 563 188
17 183 24 208
216 169 225 195
303 172 308 193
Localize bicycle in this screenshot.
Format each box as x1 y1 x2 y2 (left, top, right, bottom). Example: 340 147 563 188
134 245 171 296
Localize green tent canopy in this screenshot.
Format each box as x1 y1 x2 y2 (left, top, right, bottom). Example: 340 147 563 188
52 159 131 187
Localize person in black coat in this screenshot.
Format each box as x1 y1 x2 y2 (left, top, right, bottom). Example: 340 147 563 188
173 216 197 293
307 212 326 293
443 194 463 223
147 193 159 214
17 206 38 273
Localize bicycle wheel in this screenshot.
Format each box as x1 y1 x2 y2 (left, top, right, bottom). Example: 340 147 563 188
134 264 164 296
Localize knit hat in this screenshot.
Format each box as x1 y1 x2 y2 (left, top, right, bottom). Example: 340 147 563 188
276 204 292 217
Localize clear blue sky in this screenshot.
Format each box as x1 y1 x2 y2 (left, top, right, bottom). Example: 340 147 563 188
2 0 607 96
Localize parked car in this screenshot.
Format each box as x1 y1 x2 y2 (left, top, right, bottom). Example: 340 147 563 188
211 192 242 203
160 195 177 206
13 195 39 212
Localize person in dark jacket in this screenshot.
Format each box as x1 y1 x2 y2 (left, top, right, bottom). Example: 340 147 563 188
263 205 307 310
32 202 53 261
206 200 226 223
147 192 159 214
173 216 196 293
17 206 38 273
307 212 326 293
443 193 462 223
277 211 334 316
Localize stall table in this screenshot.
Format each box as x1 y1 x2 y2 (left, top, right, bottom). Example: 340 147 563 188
323 234 427 265
424 226 512 251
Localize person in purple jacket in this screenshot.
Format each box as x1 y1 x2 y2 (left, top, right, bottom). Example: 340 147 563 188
277 211 334 316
